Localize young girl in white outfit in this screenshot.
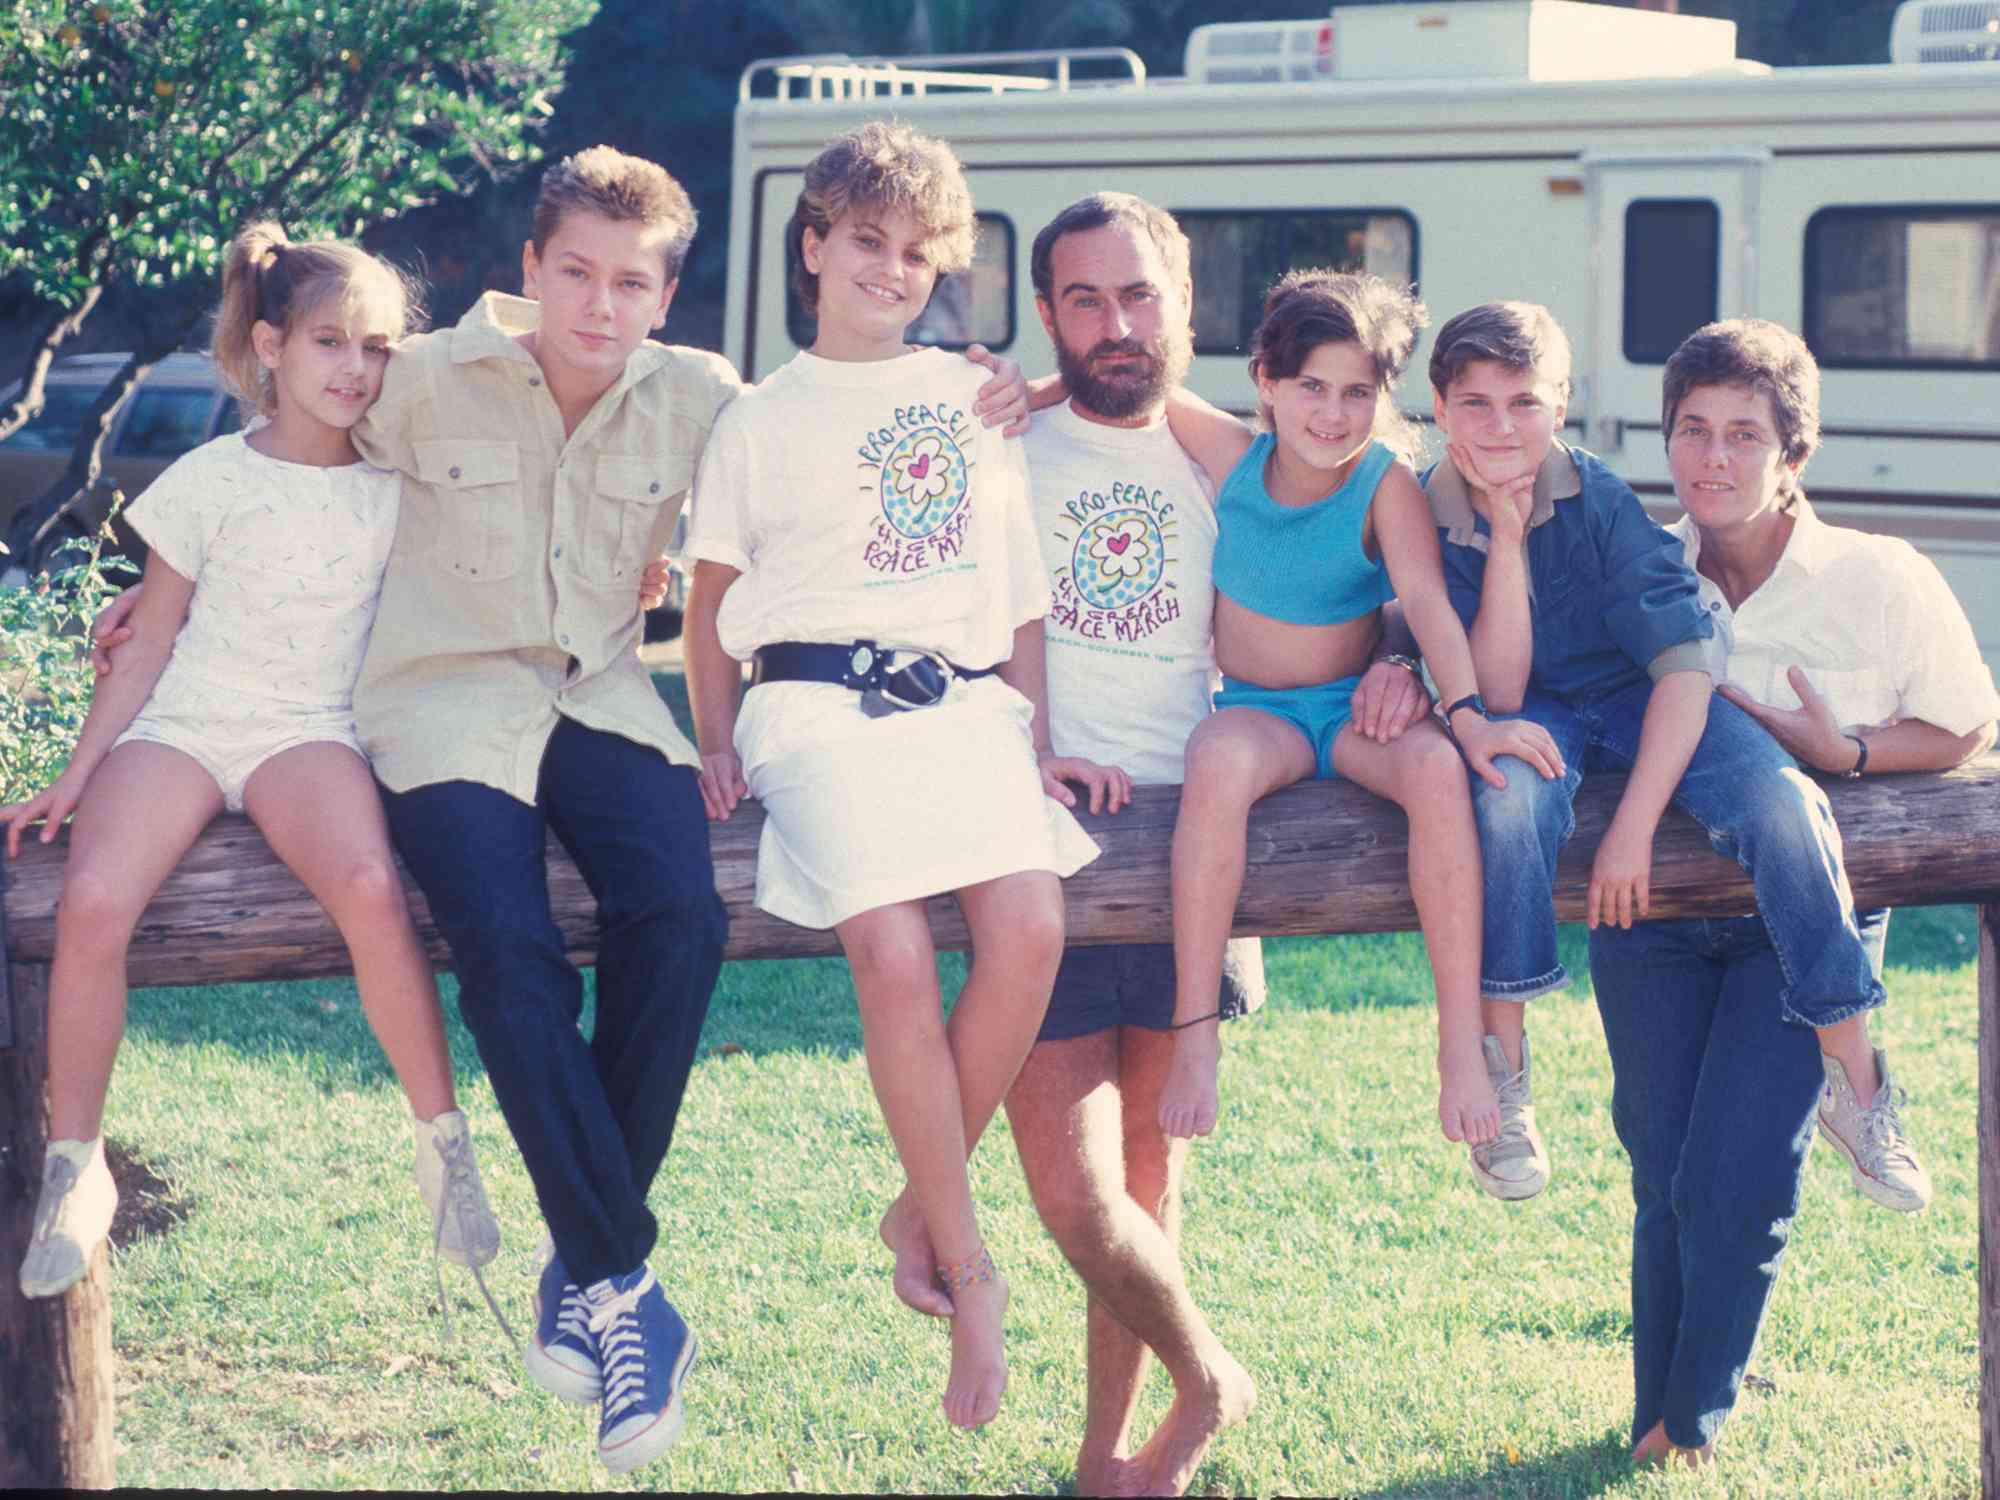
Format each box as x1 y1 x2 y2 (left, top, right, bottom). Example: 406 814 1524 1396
682 123 1118 1430
2 224 501 1303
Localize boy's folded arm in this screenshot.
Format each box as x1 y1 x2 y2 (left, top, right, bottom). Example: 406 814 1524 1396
1458 536 1532 710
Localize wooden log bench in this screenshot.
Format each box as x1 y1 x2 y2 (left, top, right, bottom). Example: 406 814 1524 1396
4 753 1999 1491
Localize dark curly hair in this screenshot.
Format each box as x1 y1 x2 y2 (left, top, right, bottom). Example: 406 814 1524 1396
1249 269 1428 461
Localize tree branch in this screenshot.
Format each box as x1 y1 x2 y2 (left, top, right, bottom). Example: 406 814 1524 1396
0 282 106 448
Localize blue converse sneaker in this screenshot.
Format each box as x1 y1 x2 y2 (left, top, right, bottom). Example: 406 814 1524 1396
585 1266 697 1474
524 1250 600 1404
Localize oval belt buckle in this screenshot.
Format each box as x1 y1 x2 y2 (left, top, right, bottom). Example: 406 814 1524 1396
879 652 951 711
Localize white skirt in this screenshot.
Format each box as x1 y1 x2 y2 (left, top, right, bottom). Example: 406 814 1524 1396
737 674 1100 930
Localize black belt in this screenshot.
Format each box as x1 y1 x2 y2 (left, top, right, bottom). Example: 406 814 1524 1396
750 640 997 711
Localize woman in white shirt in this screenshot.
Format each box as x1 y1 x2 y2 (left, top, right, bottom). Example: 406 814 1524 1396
1588 318 1998 1467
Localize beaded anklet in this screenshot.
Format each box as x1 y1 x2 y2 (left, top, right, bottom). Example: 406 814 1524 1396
936 1246 997 1294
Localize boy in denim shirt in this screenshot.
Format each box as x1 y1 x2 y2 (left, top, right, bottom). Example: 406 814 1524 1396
1422 301 1883 1201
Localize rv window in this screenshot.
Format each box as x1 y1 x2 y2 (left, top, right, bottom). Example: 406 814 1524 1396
786 212 1016 352
1623 200 1718 365
1805 207 2000 370
1172 210 1416 356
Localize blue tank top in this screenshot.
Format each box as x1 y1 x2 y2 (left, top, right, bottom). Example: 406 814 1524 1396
1212 434 1396 626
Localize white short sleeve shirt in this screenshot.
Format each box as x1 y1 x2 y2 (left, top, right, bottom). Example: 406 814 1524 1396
682 348 1047 669
126 433 398 712
1672 502 2000 736
1024 401 1220 785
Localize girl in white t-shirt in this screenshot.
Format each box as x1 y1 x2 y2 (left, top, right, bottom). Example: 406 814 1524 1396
683 123 1121 1430
2 224 502 1305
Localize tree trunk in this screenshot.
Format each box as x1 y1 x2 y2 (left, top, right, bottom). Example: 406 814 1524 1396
0 963 116 1491
0 285 106 448
1981 902 1999 1500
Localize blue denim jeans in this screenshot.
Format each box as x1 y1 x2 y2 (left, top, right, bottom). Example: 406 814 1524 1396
1588 909 1888 1448
380 718 726 1287
1471 680 1884 1026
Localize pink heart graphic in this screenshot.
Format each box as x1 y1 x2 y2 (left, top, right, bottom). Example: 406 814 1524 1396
907 454 932 480
1106 533 1131 555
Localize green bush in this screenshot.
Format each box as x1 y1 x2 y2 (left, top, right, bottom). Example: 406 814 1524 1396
0 532 135 805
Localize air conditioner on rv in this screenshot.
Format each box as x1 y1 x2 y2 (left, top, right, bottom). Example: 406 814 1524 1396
1890 0 2000 63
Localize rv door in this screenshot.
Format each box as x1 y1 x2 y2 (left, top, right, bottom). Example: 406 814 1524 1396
1582 150 1768 463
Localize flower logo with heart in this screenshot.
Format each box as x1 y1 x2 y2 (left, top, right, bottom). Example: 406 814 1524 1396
880 426 969 539
1072 507 1166 611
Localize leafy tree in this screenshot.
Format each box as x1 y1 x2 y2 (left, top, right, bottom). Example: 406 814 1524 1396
0 0 592 572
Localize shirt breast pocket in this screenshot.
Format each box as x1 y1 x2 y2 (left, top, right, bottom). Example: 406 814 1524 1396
591 453 693 584
416 439 521 582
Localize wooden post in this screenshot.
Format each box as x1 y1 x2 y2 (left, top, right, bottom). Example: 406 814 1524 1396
1981 902 1998 1500
0 961 115 1490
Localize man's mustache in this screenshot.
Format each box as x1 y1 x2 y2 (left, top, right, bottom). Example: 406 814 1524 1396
1086 339 1156 366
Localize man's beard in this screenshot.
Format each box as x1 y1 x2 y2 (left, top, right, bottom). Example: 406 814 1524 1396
1054 324 1193 420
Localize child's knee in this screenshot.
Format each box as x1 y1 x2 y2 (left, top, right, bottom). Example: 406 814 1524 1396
55 865 147 952
843 918 934 989
1471 756 1567 845
332 855 410 923
1400 727 1473 801
1724 765 1836 861
1182 722 1276 801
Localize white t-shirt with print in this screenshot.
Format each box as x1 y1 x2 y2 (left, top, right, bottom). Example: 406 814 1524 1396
1672 502 2000 736
1024 400 1220 786
682 347 1046 671
126 432 399 712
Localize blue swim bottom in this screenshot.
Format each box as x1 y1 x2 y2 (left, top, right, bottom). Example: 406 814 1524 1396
1212 673 1361 780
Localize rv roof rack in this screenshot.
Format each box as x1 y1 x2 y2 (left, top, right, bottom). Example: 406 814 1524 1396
738 47 1147 104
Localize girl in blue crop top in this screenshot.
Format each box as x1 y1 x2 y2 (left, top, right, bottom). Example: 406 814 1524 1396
1155 270 1563 1157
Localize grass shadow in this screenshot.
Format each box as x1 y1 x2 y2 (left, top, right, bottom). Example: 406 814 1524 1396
1347 1428 1636 1499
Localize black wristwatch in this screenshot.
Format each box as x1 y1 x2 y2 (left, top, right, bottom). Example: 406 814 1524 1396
1445 693 1488 725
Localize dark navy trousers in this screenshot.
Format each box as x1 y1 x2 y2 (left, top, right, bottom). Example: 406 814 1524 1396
382 717 725 1287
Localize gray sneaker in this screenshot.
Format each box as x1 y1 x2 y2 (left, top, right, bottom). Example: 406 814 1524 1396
1818 1048 1932 1212
1470 1034 1551 1201
19 1137 118 1299
413 1110 502 1267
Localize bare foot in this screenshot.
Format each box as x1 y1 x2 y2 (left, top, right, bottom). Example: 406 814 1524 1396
941 1267 1009 1429
880 1189 953 1318
1129 1347 1256 1495
1632 1419 1715 1469
1073 1446 1137 1498
1158 1025 1221 1139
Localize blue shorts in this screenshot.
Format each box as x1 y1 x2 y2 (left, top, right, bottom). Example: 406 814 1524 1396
1037 938 1267 1044
1213 674 1361 779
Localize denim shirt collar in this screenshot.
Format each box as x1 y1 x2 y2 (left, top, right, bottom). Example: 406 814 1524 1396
1424 441 1584 552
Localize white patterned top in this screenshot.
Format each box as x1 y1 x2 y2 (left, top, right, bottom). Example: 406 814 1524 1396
126 432 400 712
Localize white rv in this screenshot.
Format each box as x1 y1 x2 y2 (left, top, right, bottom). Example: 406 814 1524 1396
723 0 2000 674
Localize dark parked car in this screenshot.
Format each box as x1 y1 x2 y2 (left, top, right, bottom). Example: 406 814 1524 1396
0 352 238 573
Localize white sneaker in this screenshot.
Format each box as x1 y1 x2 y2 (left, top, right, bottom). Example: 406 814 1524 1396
413 1110 501 1267
1469 1035 1552 1201
19 1137 118 1298
1818 1047 1932 1213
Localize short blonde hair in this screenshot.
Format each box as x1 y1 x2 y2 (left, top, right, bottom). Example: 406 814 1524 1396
787 121 976 313
210 221 419 419
532 145 697 279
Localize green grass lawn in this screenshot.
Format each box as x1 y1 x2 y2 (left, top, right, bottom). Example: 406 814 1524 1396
94 908 1982 1495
